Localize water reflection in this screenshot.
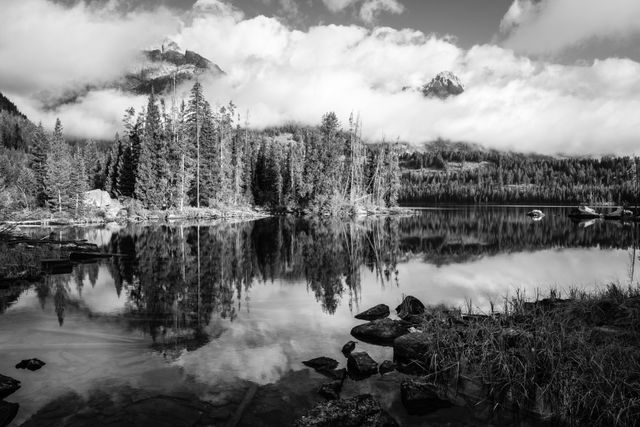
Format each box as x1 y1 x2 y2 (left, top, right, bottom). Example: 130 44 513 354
10 208 638 347
4 207 640 424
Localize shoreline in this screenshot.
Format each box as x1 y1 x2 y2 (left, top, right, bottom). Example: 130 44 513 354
0 206 416 227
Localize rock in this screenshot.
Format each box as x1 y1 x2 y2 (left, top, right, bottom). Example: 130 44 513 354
341 341 357 356
402 314 424 325
0 374 20 399
302 357 339 372
318 381 342 400
293 394 398 427
347 352 378 380
350 318 410 345
393 332 433 374
15 358 45 371
421 71 464 99
354 304 389 321
318 368 346 381
395 296 425 320
379 360 395 375
0 401 19 427
83 189 123 218
400 379 451 415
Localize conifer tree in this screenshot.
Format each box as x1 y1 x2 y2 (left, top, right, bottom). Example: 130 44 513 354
30 122 49 206
136 91 171 208
105 133 123 197
45 118 73 212
70 146 88 215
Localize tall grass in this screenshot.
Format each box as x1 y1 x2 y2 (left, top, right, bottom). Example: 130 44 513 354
412 284 640 426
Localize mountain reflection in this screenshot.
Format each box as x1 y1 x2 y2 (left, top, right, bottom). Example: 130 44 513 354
18 207 640 351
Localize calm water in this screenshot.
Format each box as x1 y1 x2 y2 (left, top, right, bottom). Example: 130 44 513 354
2 206 639 425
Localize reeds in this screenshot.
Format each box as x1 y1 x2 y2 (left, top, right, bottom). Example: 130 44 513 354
414 284 640 426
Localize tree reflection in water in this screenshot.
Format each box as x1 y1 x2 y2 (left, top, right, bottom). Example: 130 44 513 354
24 207 640 352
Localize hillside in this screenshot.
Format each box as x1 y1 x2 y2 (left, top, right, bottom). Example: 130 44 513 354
399 141 639 204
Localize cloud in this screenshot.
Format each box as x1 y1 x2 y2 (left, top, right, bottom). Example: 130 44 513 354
321 0 358 13
321 0 404 24
359 0 404 24
0 0 178 95
499 0 640 55
3 0 640 155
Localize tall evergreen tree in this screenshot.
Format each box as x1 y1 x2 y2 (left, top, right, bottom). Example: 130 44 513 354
44 118 73 212
30 122 49 206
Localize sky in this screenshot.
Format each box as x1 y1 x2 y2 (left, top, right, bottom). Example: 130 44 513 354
1 0 640 155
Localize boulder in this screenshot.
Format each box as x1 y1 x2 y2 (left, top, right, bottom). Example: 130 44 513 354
341 341 357 356
354 304 389 321
395 296 425 320
302 357 339 372
0 374 20 399
16 358 46 371
293 394 398 427
351 318 409 346
0 401 19 427
379 360 395 375
393 332 433 374
347 352 378 380
318 368 346 381
318 381 342 400
400 380 451 415
83 189 123 218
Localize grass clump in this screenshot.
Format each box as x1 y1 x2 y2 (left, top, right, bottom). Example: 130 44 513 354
409 285 640 426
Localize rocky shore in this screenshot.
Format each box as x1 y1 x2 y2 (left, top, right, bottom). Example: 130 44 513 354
293 286 640 426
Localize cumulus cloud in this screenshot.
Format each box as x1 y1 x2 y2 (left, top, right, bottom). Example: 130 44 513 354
499 0 640 55
321 0 404 24
359 0 404 24
3 0 640 155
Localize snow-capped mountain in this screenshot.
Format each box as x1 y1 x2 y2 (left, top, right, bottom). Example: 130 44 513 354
127 39 225 94
420 71 465 99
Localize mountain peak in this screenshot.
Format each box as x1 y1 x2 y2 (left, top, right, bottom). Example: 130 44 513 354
161 38 182 53
421 71 464 99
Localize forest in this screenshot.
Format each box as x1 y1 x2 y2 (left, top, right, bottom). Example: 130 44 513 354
0 84 400 217
400 146 640 204
2 85 640 213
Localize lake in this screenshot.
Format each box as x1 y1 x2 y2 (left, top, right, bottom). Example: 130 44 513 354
1 206 638 426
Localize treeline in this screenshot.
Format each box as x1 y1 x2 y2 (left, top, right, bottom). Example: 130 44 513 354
0 85 400 216
400 148 640 204
0 117 105 213
104 83 400 214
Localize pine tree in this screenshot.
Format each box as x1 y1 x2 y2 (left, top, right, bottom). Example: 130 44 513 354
185 82 209 207
44 118 73 212
105 133 123 197
70 146 88 216
30 122 49 206
135 92 171 208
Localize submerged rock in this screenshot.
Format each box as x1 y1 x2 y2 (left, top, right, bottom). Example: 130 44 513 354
347 352 379 380
341 340 357 356
0 401 19 427
318 381 342 400
351 318 409 345
0 374 20 399
354 304 390 321
400 379 451 415
293 394 398 427
16 358 46 371
302 357 339 372
379 360 395 375
395 296 425 320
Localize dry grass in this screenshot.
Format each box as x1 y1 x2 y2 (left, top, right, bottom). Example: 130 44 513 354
411 285 640 426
